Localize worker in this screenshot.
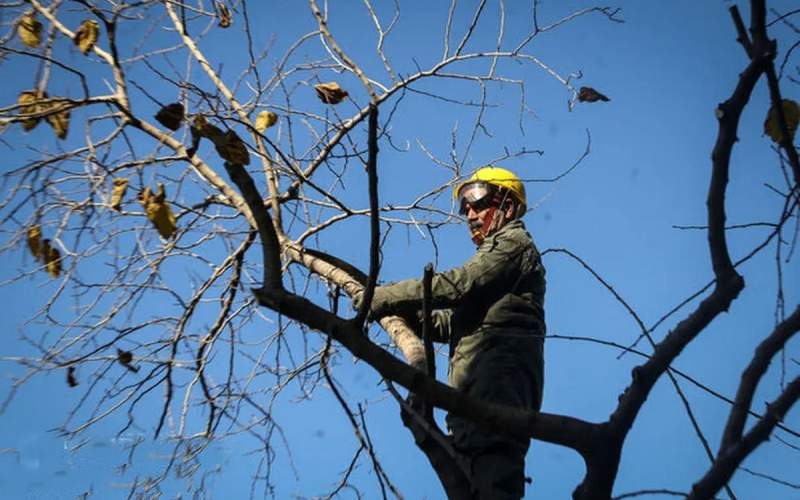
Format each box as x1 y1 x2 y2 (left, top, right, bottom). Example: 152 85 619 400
354 166 546 499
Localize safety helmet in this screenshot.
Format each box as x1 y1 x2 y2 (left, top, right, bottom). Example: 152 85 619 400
454 166 526 214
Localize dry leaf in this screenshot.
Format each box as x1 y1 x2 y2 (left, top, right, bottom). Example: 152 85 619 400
67 366 78 387
155 103 184 131
139 184 177 239
255 111 278 132
42 238 62 278
314 82 349 105
110 178 129 211
18 90 46 132
18 12 42 48
27 225 42 261
213 130 250 165
44 98 70 140
74 19 100 55
764 99 800 145
216 2 232 28
578 86 610 103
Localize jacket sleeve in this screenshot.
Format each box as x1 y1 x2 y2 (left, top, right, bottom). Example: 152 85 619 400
374 228 532 316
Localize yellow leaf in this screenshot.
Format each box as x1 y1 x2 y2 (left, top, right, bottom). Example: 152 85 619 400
764 99 800 145
216 2 232 28
18 12 42 48
155 103 184 131
255 111 278 132
213 130 250 165
74 19 99 55
27 225 42 261
314 82 349 105
18 90 46 132
42 239 62 278
139 184 177 239
110 178 129 211
44 98 70 140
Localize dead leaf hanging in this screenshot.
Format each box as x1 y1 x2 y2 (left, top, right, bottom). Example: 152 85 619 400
110 178 129 211
27 225 42 261
18 12 42 48
578 86 610 103
139 184 177 239
764 99 800 145
66 366 78 387
44 98 70 140
314 82 349 105
116 348 139 373
74 19 100 55
18 90 46 132
155 103 184 131
213 130 250 165
255 111 278 132
42 238 62 278
216 2 232 28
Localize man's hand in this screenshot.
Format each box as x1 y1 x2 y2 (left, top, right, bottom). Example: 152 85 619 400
351 286 392 319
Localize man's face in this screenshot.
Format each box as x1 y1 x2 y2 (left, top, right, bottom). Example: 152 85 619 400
458 182 513 244
464 199 510 245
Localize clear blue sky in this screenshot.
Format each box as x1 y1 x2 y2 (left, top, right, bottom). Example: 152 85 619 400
1 1 798 498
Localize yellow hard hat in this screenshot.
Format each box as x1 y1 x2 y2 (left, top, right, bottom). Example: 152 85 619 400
454 166 526 210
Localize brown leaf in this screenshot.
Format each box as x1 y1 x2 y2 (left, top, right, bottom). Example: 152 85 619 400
578 86 610 103
764 99 800 145
314 82 349 105
27 225 42 261
18 12 42 48
18 90 46 132
155 103 184 131
74 19 100 55
110 178 129 211
44 98 70 140
216 2 232 28
255 111 278 132
67 366 78 387
139 184 177 239
42 238 62 278
213 130 250 165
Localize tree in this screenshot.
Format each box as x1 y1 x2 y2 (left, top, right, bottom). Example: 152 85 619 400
0 0 798 498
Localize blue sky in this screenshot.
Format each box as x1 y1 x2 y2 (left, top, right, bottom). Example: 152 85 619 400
1 1 799 498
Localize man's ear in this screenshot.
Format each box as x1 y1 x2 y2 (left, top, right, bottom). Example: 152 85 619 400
503 200 517 219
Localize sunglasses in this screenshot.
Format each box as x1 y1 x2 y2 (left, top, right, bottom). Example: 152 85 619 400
458 182 496 215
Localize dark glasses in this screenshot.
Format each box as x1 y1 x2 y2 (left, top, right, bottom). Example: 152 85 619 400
458 182 495 215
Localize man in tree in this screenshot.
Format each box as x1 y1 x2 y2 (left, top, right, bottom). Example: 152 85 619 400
355 166 546 499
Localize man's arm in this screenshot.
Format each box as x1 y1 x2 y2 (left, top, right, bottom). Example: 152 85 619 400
371 226 533 316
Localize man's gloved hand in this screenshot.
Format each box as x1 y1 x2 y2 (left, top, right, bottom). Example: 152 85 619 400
351 286 392 319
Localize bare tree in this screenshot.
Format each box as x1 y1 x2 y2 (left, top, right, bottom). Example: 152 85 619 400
0 0 798 498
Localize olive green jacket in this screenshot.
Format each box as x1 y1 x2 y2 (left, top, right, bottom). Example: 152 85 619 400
373 220 546 410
